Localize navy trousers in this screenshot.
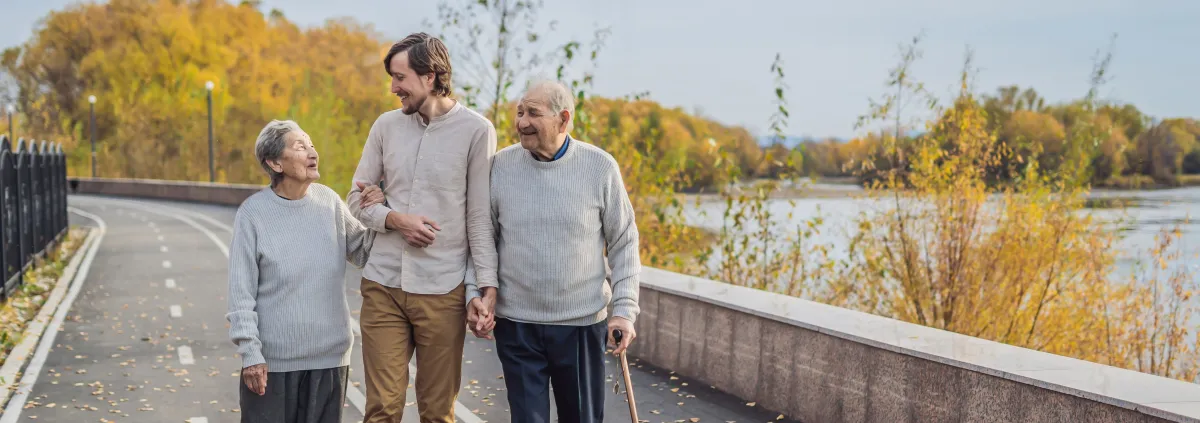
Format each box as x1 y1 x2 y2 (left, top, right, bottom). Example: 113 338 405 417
494 317 607 423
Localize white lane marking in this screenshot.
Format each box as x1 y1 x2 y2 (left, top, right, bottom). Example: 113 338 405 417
169 305 183 318
165 278 177 289
152 227 159 233
188 418 208 423
157 235 164 241
178 346 195 365
455 398 486 423
148 221 156 228
0 224 99 407
162 260 172 269
160 245 168 253
0 207 107 423
346 384 367 414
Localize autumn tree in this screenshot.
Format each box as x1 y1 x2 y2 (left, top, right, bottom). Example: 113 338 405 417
2 0 396 193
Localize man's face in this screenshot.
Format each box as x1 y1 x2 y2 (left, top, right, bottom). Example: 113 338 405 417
515 90 565 152
388 51 432 115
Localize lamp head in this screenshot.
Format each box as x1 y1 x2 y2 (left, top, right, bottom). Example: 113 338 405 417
88 95 96 104
205 81 214 91
4 105 12 113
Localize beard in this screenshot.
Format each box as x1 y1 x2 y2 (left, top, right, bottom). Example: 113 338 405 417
400 93 424 115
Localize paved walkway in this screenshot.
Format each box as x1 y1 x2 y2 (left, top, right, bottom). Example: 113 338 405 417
7 194 793 422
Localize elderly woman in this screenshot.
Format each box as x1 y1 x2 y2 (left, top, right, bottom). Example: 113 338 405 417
226 119 374 423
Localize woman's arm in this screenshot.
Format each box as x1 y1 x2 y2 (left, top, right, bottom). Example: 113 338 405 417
225 208 266 369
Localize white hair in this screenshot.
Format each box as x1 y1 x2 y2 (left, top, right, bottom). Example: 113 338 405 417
255 119 303 186
524 79 575 132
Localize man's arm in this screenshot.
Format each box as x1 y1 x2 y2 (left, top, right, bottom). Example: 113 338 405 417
600 158 642 323
225 209 266 369
347 119 392 233
464 123 499 305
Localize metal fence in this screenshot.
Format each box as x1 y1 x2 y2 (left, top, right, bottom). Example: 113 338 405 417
0 135 69 303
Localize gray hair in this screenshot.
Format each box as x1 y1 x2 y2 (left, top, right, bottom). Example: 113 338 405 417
524 79 575 132
255 119 302 186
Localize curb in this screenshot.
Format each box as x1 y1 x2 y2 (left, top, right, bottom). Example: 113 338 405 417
0 227 97 408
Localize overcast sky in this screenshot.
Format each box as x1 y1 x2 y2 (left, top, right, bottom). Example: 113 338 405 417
2 0 1197 139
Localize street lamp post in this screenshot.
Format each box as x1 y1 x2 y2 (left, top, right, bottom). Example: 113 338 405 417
206 81 214 183
88 95 96 178
5 104 13 142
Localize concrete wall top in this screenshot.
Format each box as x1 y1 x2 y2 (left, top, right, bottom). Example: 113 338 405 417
639 267 1200 422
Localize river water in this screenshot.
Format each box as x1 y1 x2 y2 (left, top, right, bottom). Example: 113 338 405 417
682 184 1200 285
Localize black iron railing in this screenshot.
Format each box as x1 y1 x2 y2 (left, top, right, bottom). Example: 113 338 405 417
0 135 69 303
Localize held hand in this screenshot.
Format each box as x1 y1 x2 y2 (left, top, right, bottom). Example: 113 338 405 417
242 363 268 396
466 288 497 339
385 212 441 248
355 181 386 209
607 316 636 355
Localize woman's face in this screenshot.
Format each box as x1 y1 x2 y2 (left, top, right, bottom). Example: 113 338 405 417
269 130 320 183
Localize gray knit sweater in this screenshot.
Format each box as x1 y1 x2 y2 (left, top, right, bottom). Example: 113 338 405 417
226 183 373 371
474 139 642 326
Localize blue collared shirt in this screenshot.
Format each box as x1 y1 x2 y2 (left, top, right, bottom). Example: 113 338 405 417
552 135 571 161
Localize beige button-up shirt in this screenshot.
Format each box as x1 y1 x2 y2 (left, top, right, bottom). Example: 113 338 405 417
347 102 498 294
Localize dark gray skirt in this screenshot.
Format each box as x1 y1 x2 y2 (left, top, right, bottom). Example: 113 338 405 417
239 365 349 423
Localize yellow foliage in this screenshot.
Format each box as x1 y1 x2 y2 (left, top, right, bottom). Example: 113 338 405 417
816 47 1196 383
3 0 396 194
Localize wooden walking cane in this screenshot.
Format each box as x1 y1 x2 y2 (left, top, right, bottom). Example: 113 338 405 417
613 329 639 422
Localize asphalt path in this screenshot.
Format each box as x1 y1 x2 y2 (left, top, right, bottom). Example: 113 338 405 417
5 194 795 423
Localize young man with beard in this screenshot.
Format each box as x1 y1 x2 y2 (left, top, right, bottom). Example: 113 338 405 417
346 32 499 423
477 79 642 423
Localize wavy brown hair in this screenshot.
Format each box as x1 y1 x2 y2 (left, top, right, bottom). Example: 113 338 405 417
383 32 454 97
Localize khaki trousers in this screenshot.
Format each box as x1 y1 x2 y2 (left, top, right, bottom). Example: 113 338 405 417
360 278 466 423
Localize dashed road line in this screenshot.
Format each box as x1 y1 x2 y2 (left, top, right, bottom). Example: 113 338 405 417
346 385 367 415
177 345 195 365
162 260 171 269
165 278 177 289
169 305 183 318
160 245 168 252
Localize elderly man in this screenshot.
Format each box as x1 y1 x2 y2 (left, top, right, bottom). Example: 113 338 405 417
480 79 642 423
347 32 498 423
